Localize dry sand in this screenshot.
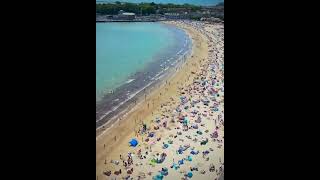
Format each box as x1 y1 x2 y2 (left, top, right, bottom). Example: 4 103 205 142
96 20 224 180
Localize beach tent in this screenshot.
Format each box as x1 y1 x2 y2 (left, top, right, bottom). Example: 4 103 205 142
129 139 138 147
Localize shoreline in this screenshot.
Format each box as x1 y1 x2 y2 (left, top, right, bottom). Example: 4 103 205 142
96 18 205 160
96 22 192 134
96 20 224 179
96 47 191 138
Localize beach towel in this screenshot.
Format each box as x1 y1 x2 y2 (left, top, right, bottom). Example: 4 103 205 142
150 159 157 166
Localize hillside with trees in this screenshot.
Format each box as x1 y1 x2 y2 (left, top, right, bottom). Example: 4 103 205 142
96 2 201 15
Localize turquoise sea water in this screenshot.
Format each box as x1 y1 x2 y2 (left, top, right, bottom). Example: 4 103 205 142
96 22 189 101
96 0 223 6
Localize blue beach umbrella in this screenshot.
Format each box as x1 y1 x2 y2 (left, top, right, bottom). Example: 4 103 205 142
129 138 138 147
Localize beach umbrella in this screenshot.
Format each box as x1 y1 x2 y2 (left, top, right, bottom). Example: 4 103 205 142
148 132 155 137
187 172 193 178
171 163 180 170
152 174 164 180
192 124 198 129
178 159 184 165
186 155 192 161
191 150 199 155
210 131 219 139
163 143 169 149
129 138 138 147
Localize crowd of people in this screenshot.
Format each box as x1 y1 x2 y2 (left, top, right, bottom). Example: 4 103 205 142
102 20 224 180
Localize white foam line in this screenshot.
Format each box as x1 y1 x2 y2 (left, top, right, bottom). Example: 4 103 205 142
125 79 135 84
96 53 187 137
96 80 155 140
152 70 164 80
176 48 183 55
96 80 154 124
156 73 166 80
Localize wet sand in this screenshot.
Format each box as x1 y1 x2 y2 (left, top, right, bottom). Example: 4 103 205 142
96 20 224 180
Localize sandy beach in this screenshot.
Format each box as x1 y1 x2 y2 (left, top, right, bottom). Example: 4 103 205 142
96 20 224 180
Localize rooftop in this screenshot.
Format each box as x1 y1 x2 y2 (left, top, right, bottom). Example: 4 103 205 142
122 12 135 16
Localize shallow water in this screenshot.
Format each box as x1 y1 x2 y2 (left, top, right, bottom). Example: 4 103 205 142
96 22 192 126
96 22 190 101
